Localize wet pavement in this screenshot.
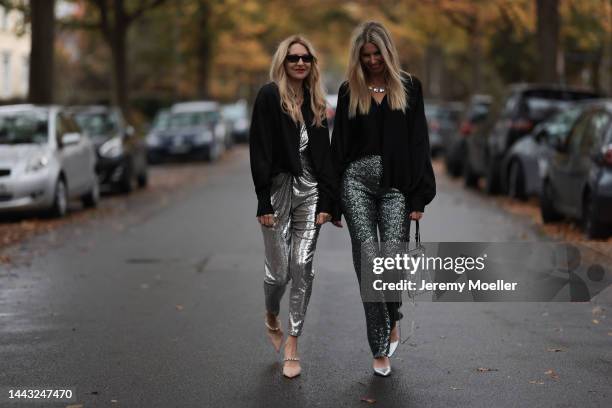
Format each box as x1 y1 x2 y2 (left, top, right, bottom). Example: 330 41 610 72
0 146 610 407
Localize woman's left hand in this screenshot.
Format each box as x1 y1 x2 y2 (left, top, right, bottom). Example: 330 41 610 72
316 212 332 225
409 211 423 221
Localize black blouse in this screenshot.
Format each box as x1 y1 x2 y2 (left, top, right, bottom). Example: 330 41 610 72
249 82 338 217
331 74 436 214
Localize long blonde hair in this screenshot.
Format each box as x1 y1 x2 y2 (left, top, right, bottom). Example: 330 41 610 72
269 35 327 127
346 21 407 117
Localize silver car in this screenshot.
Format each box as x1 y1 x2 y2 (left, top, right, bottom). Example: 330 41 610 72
0 105 99 217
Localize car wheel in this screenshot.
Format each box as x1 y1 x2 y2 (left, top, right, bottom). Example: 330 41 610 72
485 160 501 195
508 160 527 201
118 161 134 193
582 191 608 239
463 159 479 188
50 178 68 218
81 181 100 208
540 179 562 223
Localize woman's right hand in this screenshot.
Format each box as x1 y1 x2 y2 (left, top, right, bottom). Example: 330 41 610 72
258 214 275 227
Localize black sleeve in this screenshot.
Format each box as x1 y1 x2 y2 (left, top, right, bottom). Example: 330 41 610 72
408 77 436 213
308 118 338 217
249 85 276 216
330 83 349 221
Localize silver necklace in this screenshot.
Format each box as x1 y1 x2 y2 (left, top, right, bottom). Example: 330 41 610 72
368 85 386 93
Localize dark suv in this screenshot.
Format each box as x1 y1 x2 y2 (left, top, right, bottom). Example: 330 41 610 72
464 84 598 193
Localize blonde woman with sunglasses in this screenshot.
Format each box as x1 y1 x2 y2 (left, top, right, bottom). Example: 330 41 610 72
331 21 436 377
249 35 339 378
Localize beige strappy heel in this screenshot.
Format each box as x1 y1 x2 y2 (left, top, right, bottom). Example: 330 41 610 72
265 316 283 353
282 356 301 378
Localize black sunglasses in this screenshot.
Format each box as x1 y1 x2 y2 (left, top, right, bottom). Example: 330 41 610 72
285 54 314 63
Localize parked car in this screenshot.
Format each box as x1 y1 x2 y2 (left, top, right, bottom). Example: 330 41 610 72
70 105 148 193
325 94 338 129
221 100 250 143
540 100 612 239
0 105 99 217
146 101 227 162
444 94 492 177
464 84 599 193
501 102 591 200
424 101 463 157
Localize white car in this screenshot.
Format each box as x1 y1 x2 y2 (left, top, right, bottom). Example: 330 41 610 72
0 105 99 217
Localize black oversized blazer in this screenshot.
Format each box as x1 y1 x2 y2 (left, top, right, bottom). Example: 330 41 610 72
331 73 436 215
249 82 338 217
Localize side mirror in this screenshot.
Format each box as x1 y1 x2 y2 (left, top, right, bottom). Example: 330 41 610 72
61 132 81 146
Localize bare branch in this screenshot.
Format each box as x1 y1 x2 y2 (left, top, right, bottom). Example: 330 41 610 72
126 0 168 24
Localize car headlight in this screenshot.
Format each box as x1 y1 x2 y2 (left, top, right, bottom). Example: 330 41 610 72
99 137 123 158
25 155 50 173
146 133 160 147
195 131 212 144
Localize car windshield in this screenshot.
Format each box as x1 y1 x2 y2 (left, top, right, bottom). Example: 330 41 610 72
425 104 442 118
167 112 215 128
151 110 170 131
221 105 246 120
0 111 49 145
74 112 118 135
544 107 583 139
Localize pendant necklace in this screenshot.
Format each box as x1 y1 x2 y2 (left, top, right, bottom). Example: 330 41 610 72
368 85 386 93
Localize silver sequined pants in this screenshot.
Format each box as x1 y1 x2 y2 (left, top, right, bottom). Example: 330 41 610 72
262 172 320 337
341 155 408 358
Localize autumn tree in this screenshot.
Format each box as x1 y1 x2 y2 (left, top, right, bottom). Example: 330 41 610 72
62 0 168 116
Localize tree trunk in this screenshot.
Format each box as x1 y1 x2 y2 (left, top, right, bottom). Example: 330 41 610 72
536 0 559 84
111 0 129 117
28 0 55 104
196 0 212 99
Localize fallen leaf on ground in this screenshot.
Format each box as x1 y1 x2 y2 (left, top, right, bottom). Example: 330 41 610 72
529 380 545 385
0 254 11 264
545 369 559 380
592 306 604 315
450 386 463 390
476 367 498 372
546 348 565 352
360 396 376 404
592 319 600 324
175 304 184 311
608 332 612 336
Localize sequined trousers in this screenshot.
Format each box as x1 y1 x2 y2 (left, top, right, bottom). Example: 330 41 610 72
261 124 319 337
341 155 408 358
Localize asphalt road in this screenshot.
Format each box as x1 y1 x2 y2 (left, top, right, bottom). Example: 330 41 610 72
0 146 610 407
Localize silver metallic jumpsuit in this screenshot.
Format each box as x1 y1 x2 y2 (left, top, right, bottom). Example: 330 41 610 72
262 123 320 337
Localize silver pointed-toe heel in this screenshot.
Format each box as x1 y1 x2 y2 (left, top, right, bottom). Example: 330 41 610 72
388 340 399 357
373 366 392 377
388 321 401 357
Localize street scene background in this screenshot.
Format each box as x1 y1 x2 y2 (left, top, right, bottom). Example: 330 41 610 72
0 1 611 407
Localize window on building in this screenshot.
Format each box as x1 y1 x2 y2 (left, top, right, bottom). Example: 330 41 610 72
2 51 11 98
22 55 28 96
0 8 8 31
